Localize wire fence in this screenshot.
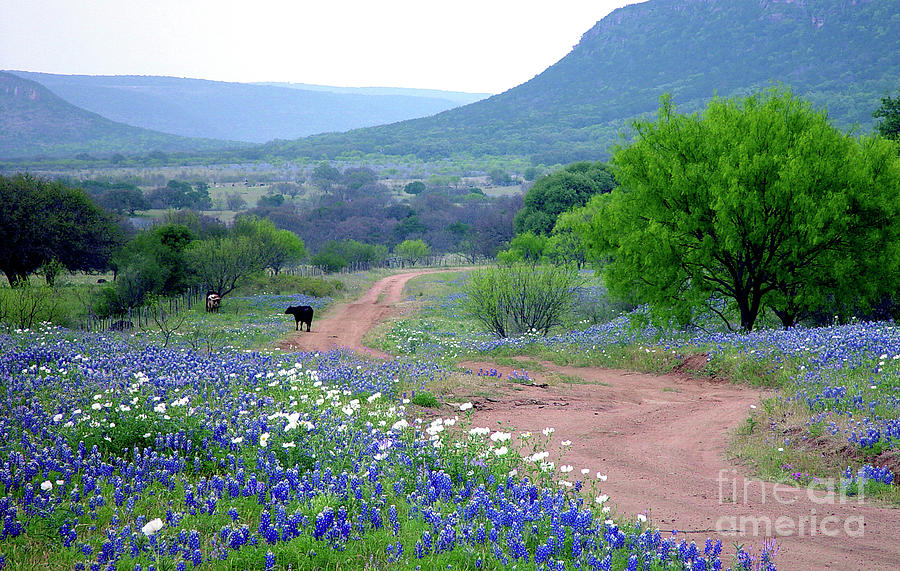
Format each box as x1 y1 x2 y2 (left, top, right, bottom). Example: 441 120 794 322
77 286 205 333
280 253 486 276
76 254 488 332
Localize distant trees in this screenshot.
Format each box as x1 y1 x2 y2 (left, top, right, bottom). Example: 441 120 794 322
404 181 426 195
146 180 211 210
79 180 149 215
0 174 123 286
310 239 388 273
226 192 248 211
513 161 616 236
580 90 900 331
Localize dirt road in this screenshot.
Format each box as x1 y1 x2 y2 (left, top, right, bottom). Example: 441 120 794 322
280 270 900 570
277 270 442 357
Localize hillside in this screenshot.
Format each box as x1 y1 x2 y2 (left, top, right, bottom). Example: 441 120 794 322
8 72 489 144
0 72 241 159
252 0 900 164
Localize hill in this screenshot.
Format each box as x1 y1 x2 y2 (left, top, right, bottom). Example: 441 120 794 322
8 72 489 144
0 72 241 159
252 0 900 164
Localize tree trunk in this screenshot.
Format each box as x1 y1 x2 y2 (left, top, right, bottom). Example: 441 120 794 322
737 293 759 332
773 308 798 328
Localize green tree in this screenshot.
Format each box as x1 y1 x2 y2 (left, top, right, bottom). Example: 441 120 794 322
404 181 426 195
497 232 547 266
184 235 267 297
394 239 431 266
104 223 197 312
233 215 306 275
513 161 616 236
311 162 341 192
463 264 582 338
582 90 900 331
0 174 123 286
874 92 900 141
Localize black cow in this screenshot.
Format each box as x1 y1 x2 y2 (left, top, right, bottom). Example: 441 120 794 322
285 305 314 332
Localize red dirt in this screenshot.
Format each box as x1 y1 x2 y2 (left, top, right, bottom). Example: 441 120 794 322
280 271 900 571
277 270 445 357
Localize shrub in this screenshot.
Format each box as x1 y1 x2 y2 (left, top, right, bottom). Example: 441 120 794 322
464 263 583 338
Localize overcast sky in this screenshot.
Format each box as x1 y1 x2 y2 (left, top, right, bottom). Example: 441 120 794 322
0 1 638 94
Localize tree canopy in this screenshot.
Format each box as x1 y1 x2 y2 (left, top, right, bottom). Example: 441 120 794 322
513 161 616 236
0 174 123 286
874 91 900 141
394 239 430 266
579 90 900 331
233 215 306 275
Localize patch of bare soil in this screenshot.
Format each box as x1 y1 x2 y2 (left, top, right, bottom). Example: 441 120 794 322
276 270 444 358
280 271 900 570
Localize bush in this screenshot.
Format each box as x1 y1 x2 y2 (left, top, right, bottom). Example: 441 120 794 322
237 274 344 297
464 263 583 338
0 283 59 332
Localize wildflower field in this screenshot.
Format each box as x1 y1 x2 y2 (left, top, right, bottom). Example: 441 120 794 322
0 287 782 570
379 273 900 503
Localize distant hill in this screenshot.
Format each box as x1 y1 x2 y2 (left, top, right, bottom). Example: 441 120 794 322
252 0 900 164
8 72 489 144
0 72 241 159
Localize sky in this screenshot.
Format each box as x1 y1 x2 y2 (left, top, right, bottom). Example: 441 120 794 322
0 1 638 94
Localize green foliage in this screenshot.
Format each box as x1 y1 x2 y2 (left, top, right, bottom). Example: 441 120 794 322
463 264 583 338
103 223 196 313
0 174 123 286
583 90 900 331
394 239 431 266
147 179 212 210
874 91 900 141
257 193 285 208
233 215 307 274
523 165 544 181
310 239 389 273
403 180 426 195
78 179 149 214
513 162 616 236
184 235 268 297
410 391 440 408
497 232 547 265
0 282 59 332
488 168 511 186
236 274 344 298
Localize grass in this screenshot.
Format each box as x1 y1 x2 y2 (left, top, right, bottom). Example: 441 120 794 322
371 269 900 511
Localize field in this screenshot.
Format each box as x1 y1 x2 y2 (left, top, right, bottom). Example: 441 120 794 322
3 269 899 569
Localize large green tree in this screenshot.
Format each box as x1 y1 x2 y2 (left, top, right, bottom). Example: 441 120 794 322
184 235 267 297
513 161 616 236
233 215 306 275
580 90 900 331
0 174 123 286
